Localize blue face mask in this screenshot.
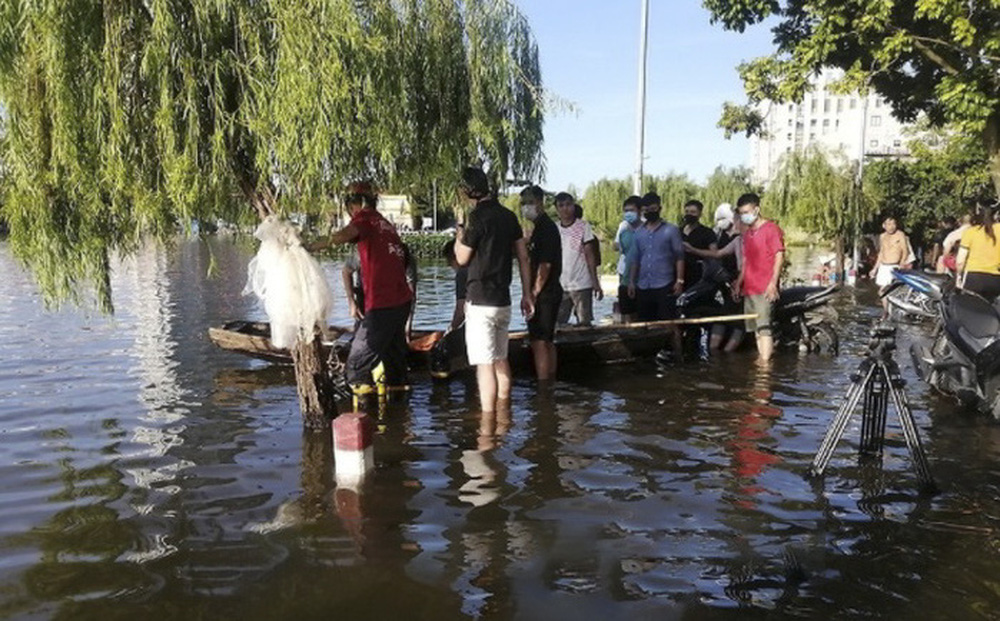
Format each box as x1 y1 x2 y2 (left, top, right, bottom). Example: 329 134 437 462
623 211 638 225
740 211 758 226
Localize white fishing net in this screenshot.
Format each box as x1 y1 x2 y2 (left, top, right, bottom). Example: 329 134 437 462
242 216 333 349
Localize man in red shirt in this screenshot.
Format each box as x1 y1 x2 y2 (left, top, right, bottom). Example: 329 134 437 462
733 193 784 363
312 182 413 391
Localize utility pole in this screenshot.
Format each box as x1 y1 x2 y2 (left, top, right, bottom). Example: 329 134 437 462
852 79 871 286
633 0 650 196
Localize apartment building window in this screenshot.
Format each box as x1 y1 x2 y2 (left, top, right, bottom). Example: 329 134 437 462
810 119 817 127
824 99 831 113
811 98 818 113
788 118 793 126
836 98 844 113
893 139 902 147
822 119 830 134
787 133 792 141
810 133 816 141
870 139 879 148
875 98 883 108
788 104 794 112
850 98 857 109
835 119 840 129
871 115 882 127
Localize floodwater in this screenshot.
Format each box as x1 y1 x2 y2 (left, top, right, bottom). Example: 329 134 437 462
2 238 1000 621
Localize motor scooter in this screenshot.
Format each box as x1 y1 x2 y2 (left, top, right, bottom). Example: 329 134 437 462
675 261 840 356
887 269 1000 418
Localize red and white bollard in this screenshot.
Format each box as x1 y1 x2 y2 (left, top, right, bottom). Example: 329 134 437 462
332 412 375 489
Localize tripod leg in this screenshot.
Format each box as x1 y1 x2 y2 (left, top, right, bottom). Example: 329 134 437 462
811 362 877 477
882 363 936 489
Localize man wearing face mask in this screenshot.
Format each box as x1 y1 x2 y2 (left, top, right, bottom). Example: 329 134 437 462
555 192 602 327
520 185 562 380
613 195 642 322
684 203 745 352
733 193 785 364
680 199 718 290
629 192 685 357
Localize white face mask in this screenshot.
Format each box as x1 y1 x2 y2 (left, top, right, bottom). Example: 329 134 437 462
521 204 538 220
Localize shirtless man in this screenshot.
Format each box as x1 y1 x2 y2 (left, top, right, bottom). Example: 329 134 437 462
869 216 913 318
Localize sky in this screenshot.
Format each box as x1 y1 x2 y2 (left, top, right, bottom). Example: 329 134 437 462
517 0 777 193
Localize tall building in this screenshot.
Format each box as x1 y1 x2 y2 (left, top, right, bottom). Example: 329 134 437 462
748 69 913 186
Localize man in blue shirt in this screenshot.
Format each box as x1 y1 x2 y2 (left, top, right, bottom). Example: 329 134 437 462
628 192 685 356
628 192 685 319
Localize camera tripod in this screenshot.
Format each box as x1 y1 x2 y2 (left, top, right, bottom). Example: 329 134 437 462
810 325 935 489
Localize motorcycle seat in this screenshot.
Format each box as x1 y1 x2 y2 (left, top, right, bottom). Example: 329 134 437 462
779 285 836 305
950 293 1000 339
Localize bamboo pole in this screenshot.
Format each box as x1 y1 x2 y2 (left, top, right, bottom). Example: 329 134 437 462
509 313 760 338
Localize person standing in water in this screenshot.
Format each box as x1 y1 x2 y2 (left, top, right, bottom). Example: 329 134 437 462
957 199 1000 301
733 193 784 364
311 182 413 393
520 185 562 380
555 192 602 326
614 195 642 322
869 215 913 318
454 167 534 413
680 199 718 290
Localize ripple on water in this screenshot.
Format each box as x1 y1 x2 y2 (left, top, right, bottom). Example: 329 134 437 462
4 242 1000 619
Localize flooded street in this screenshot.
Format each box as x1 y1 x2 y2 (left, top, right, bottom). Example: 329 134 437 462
3 238 1000 620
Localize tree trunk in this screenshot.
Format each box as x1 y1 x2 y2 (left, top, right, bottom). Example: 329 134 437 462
290 332 339 431
244 182 335 431
985 112 1000 199
835 235 845 282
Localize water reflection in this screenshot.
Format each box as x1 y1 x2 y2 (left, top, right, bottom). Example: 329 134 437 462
6 238 1000 618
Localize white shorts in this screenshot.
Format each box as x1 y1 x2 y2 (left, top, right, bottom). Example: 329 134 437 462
465 304 512 365
875 263 898 288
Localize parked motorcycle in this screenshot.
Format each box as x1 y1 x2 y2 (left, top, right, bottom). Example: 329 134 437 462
675 260 840 355
886 269 1000 418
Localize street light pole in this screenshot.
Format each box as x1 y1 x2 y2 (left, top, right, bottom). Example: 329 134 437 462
633 0 650 196
852 79 871 286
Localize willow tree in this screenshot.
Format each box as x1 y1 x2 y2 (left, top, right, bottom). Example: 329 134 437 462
769 147 874 275
0 0 546 428
0 0 544 309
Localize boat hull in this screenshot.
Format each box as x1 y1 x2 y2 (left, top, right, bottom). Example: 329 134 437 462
209 320 680 377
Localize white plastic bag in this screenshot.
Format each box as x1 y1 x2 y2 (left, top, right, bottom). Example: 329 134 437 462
243 216 333 349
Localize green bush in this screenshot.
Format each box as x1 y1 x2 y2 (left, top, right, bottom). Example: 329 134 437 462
400 232 455 259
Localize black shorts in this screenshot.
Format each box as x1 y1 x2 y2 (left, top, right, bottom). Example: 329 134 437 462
528 295 560 342
637 285 678 322
965 272 1000 302
617 285 638 315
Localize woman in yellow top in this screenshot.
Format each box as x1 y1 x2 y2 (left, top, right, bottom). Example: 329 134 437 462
957 201 1000 301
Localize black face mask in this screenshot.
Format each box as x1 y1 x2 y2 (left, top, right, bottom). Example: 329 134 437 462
683 214 700 226
644 210 660 223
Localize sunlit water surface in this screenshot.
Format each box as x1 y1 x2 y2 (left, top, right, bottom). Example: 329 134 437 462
2 238 1000 620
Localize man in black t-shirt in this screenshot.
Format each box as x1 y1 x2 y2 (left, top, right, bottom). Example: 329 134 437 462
455 167 535 413
520 185 562 380
681 199 718 289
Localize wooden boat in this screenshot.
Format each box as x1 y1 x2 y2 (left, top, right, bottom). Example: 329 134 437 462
208 321 439 365
208 317 724 377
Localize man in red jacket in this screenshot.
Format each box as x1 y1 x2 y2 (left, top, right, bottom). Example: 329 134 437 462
313 182 413 391
733 193 784 364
